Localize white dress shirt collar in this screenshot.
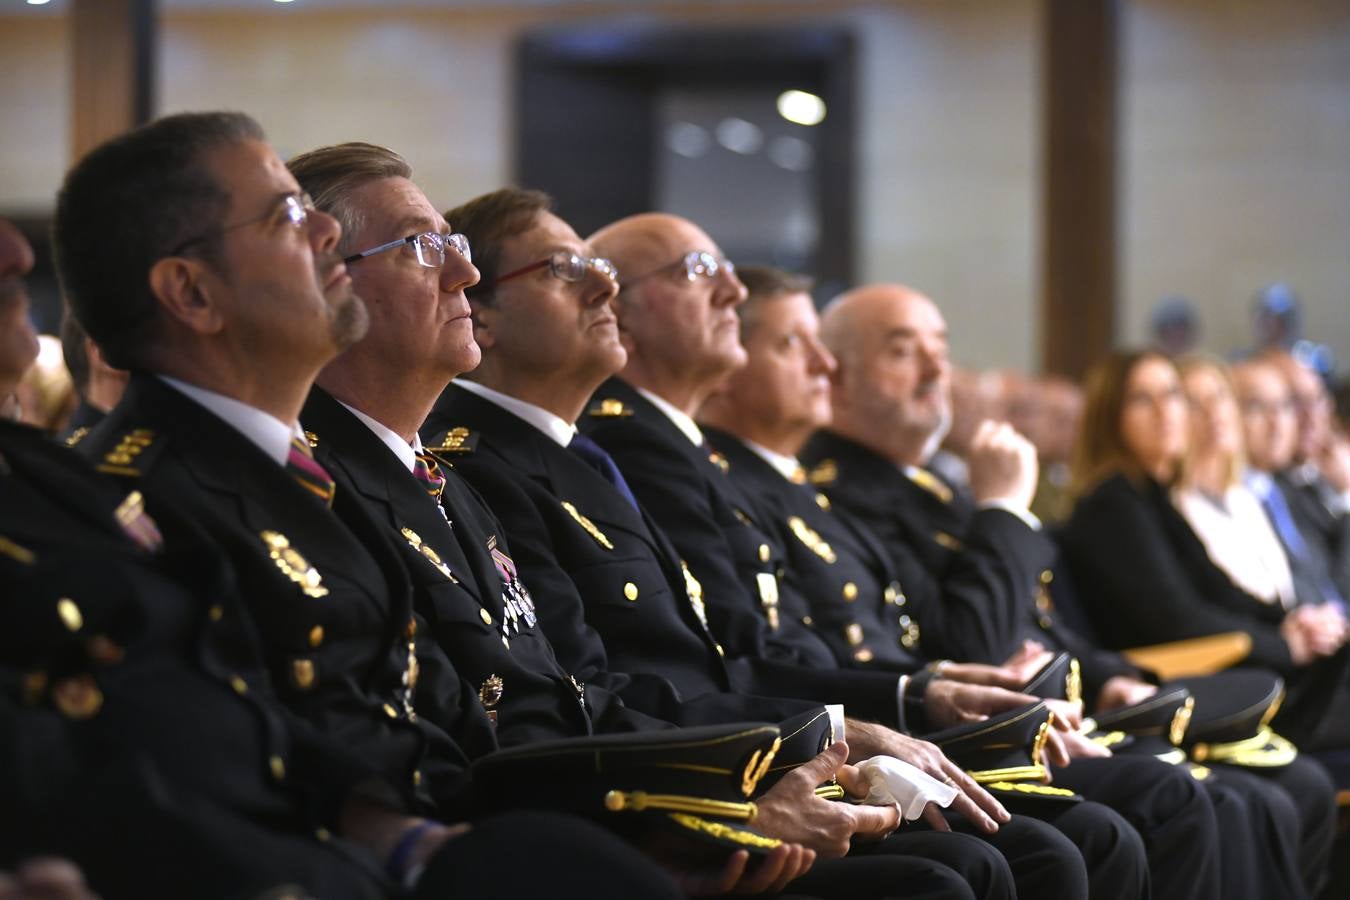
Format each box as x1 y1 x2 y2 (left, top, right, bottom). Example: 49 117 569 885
453 378 577 448
335 400 421 475
636 386 704 447
740 437 802 483
157 374 297 467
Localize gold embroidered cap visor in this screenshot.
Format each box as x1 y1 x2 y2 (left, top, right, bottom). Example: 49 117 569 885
1170 670 1298 769
468 723 786 856
925 701 1084 811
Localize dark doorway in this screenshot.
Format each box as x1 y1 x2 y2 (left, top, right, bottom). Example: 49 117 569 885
515 22 856 299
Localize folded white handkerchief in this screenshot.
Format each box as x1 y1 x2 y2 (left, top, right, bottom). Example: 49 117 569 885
854 756 960 821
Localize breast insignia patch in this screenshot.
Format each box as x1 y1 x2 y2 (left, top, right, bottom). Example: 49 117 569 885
259 530 329 598
807 459 837 486
560 501 614 550
400 526 458 582
96 428 155 477
787 516 837 563
434 427 476 454
586 398 632 418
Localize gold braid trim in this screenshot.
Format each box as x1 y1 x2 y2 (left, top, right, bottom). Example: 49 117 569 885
667 814 783 849
604 791 758 821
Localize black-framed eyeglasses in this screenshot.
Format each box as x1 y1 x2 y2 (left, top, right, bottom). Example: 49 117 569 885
343 231 472 269
167 192 314 257
620 250 735 290
490 251 618 289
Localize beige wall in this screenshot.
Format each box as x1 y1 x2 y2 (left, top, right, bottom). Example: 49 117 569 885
14 1 1349 375
0 16 69 214
1120 0 1350 365
0 0 1043 371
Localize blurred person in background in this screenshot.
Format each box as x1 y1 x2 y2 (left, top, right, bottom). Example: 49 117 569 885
1060 350 1350 751
1174 356 1299 609
9 335 75 431
1262 352 1350 601
1149 295 1200 357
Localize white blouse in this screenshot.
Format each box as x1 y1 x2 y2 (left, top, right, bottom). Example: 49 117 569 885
1172 483 1297 608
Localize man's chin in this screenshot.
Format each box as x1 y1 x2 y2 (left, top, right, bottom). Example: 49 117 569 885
329 290 371 351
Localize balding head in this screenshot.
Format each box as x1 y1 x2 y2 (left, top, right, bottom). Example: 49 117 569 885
819 283 951 465
588 213 747 413
0 219 40 396
1232 359 1297 472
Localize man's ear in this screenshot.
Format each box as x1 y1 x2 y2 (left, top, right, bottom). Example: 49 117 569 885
147 256 225 336
469 298 497 350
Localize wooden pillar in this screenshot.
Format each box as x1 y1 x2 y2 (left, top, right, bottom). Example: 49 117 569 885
1041 0 1118 379
71 0 156 161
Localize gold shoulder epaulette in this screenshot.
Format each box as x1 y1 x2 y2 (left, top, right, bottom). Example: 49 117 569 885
95 428 156 477
807 459 837 486
587 398 632 418
64 427 90 448
431 426 477 454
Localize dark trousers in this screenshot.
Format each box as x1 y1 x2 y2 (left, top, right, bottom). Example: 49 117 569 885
1054 755 1216 900
1225 756 1338 898
415 812 683 900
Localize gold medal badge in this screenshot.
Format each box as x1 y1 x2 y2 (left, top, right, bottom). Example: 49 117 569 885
259 531 328 598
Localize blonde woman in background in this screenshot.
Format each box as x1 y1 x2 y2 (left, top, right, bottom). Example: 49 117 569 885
1172 355 1298 608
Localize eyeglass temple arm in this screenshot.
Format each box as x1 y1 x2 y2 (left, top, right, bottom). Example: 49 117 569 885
342 234 415 265
488 257 553 289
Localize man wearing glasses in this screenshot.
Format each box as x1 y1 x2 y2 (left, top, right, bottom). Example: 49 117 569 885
287 149 1049 899
422 189 1155 900
53 112 697 898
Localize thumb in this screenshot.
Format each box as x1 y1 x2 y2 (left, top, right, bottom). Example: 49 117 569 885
795 741 849 785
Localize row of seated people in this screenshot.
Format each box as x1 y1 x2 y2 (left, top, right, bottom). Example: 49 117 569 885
0 110 1343 899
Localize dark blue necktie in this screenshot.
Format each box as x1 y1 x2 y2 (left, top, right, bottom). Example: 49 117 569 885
568 433 640 511
1255 477 1346 608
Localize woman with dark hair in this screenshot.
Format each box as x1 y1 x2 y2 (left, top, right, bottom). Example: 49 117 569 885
1060 349 1349 746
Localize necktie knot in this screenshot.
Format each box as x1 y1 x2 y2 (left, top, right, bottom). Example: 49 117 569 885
413 452 447 501
287 436 336 508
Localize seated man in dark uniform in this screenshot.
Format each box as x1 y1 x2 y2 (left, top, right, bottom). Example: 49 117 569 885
2 212 685 899
420 186 1172 900
802 280 1336 899
284 143 1018 900
40 116 764 898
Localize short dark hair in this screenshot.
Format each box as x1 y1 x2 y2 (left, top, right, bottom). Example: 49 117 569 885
287 142 412 257
444 187 553 305
53 111 265 370
734 264 815 337
59 306 91 394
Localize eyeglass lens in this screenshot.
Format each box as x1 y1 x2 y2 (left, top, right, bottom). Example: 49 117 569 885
412 232 472 268
549 252 618 283
684 251 734 282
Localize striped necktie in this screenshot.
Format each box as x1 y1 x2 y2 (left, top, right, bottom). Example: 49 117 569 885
413 452 447 501
286 436 336 507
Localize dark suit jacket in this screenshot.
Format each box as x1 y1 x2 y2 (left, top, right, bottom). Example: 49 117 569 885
800 430 1139 703
302 387 663 747
703 426 926 673
78 374 488 816
422 383 824 727
577 378 907 725
1276 469 1350 604
1060 472 1293 671
1 417 388 899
